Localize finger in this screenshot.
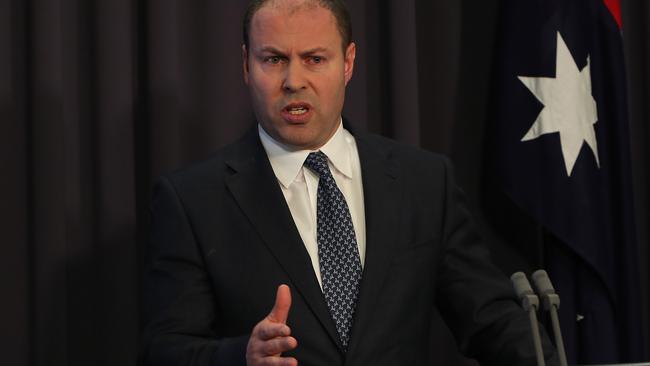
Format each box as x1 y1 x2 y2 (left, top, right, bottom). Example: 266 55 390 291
268 284 291 324
262 336 298 355
256 322 291 340
259 356 298 366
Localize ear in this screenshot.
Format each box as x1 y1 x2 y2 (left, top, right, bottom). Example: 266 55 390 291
242 44 250 85
343 42 356 86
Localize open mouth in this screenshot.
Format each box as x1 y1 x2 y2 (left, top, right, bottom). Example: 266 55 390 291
287 106 309 115
283 103 312 116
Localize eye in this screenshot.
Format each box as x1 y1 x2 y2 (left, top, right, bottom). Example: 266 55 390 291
264 56 284 64
310 56 324 64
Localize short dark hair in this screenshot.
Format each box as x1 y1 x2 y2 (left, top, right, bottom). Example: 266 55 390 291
243 0 352 51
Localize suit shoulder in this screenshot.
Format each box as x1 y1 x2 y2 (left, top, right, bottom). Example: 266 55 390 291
360 132 451 170
162 150 225 187
158 133 255 192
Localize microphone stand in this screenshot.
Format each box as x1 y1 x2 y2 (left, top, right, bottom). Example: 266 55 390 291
511 272 546 366
533 270 568 366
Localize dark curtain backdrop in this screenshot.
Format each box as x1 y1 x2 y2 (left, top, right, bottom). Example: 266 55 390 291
1 0 648 365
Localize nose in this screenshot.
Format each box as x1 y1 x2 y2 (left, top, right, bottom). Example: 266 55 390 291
282 61 307 93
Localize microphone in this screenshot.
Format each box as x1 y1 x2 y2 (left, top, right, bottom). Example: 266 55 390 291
511 272 546 366
532 270 568 366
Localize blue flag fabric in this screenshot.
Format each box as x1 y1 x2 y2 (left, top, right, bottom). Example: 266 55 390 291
485 0 644 363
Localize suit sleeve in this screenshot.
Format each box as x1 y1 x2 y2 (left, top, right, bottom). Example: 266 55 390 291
434 158 560 366
141 176 248 366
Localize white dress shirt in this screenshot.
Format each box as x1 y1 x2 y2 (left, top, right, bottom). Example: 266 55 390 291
259 120 366 289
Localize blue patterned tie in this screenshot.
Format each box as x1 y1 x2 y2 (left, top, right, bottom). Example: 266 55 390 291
303 151 362 350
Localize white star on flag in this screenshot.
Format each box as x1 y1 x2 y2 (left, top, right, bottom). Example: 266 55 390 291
518 31 600 176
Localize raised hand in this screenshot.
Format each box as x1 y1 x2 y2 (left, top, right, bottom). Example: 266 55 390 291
246 285 298 366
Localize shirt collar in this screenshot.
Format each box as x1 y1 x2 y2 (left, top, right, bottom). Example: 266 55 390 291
259 118 353 188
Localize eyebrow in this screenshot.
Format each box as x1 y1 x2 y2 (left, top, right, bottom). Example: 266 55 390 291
258 46 285 55
257 46 329 56
300 47 328 55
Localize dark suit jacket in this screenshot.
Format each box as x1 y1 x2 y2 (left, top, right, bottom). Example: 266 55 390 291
142 126 558 366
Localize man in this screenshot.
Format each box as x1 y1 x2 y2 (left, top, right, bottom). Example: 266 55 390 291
142 0 559 365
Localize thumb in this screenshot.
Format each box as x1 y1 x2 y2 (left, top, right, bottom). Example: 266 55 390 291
268 284 292 324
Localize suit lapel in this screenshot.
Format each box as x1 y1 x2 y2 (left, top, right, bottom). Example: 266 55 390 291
224 131 342 350
223 127 403 356
346 133 402 358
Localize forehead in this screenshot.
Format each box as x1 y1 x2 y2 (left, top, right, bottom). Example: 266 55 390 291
249 1 341 51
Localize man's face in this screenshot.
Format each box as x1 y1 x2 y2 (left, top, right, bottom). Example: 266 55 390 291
243 0 356 150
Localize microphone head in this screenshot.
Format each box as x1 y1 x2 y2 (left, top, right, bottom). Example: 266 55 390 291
532 269 556 296
510 271 534 298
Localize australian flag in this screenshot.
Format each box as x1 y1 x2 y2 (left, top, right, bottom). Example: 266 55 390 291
484 0 645 363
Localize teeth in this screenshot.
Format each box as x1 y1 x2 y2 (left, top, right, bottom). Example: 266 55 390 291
288 107 307 115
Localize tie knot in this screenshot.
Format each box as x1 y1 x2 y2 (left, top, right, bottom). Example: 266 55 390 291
304 151 331 178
